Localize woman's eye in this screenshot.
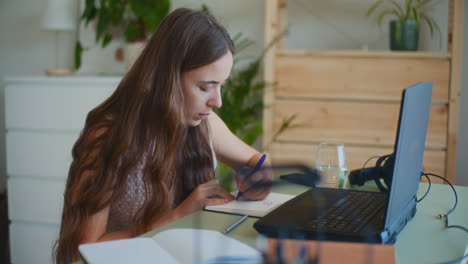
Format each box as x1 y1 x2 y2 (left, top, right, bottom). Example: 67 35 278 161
199 86 208 92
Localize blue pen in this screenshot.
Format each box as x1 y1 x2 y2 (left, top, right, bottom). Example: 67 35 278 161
236 153 267 200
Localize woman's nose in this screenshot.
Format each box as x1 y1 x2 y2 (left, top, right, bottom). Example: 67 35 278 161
207 89 222 108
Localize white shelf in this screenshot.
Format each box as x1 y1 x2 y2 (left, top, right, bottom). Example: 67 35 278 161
5 76 118 264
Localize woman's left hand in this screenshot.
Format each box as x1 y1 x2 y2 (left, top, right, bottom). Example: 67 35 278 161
174 179 234 218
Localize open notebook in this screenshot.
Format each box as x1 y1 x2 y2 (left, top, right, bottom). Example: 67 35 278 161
79 229 261 264
205 192 296 217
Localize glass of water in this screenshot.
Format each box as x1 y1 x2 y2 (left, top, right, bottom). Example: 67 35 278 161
315 142 348 188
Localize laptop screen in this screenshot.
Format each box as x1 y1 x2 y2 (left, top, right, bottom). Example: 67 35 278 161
384 82 432 228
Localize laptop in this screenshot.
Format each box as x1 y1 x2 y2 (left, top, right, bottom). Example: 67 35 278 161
254 82 432 244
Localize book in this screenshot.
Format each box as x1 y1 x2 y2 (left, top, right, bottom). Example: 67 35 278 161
79 229 261 264
205 192 296 217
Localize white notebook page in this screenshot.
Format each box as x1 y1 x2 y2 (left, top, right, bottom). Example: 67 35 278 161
205 192 296 217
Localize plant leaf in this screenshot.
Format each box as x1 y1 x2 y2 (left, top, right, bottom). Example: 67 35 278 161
213 20 286 159
95 0 110 43
201 3 212 16
422 14 442 49
124 21 141 42
416 0 433 9
433 17 442 49
74 41 83 70
242 124 263 146
271 114 297 141
405 0 414 20
217 163 235 191
366 0 385 17
108 0 125 24
81 0 97 25
375 10 400 29
259 30 287 59
102 33 113 48
215 54 265 141
411 7 419 22
150 0 171 31
421 14 434 37
234 36 254 54
388 0 405 17
130 0 170 38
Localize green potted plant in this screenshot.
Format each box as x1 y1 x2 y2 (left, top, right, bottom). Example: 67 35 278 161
215 33 297 190
213 33 267 190
197 5 296 189
75 0 171 70
366 0 442 51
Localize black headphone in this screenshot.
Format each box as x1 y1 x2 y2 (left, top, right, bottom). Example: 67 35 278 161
348 153 395 193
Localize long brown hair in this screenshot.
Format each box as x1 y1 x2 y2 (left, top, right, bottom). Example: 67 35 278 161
54 8 234 263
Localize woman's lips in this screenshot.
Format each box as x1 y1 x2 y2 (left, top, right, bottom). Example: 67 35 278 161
198 113 209 120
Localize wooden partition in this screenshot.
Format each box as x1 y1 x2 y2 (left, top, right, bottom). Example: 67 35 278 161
262 0 464 183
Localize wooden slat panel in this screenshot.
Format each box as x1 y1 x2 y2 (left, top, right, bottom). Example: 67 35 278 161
7 131 79 179
262 0 279 151
276 56 450 102
273 100 447 149
269 143 446 183
277 50 451 59
445 0 464 182
277 0 287 49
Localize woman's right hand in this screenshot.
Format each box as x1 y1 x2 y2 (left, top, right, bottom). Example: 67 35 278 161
235 167 273 201
174 179 234 218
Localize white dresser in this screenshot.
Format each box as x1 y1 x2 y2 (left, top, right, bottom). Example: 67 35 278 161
4 76 120 264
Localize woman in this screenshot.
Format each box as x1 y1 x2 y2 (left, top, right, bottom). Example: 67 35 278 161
54 8 271 263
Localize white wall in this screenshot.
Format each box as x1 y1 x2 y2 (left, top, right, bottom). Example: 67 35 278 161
0 0 466 190
0 0 72 192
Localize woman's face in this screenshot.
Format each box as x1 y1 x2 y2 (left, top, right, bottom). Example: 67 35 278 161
181 51 233 127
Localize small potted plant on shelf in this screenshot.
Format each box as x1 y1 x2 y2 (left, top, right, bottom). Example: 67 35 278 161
75 0 170 70
366 0 442 51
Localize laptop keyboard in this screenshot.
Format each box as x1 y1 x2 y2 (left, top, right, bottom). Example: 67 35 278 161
305 191 386 234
